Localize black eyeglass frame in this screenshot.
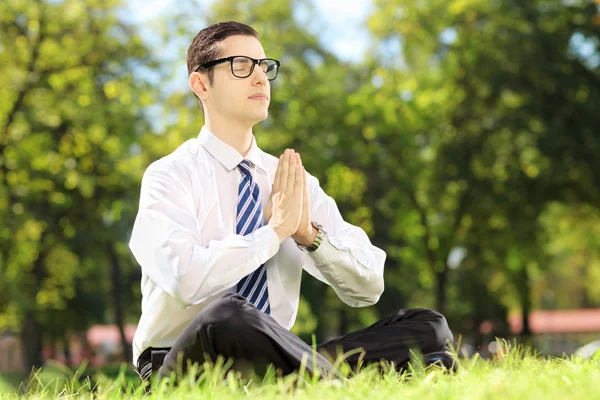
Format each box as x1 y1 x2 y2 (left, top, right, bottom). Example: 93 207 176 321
193 56 281 81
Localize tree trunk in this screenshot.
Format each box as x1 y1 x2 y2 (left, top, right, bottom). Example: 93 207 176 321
80 332 92 363
435 268 448 315
48 340 56 360
21 312 44 375
339 309 349 335
519 269 532 345
63 336 72 367
21 253 45 375
107 243 132 363
580 257 592 308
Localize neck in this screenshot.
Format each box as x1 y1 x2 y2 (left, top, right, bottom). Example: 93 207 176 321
205 112 254 157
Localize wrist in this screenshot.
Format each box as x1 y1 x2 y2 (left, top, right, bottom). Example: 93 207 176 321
294 226 318 247
269 222 292 243
296 222 326 253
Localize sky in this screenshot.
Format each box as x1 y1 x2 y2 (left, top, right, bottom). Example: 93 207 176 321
125 0 373 63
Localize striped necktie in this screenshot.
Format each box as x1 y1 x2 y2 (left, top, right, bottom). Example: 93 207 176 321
235 160 271 314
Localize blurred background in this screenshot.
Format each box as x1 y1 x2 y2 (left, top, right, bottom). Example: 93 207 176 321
1 0 600 379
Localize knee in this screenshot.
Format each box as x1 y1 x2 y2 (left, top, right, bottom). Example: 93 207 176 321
398 308 453 350
420 309 454 350
194 294 251 335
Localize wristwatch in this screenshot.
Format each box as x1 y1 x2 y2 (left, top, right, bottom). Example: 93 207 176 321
296 221 326 253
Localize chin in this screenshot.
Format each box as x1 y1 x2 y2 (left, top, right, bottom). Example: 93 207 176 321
249 110 269 124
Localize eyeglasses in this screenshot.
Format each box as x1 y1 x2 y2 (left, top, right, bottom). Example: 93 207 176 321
194 56 281 81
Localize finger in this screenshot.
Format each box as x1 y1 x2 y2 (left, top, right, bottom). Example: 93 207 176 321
302 167 310 220
280 150 290 193
302 166 309 207
293 157 303 198
285 150 297 195
295 154 306 199
272 153 284 192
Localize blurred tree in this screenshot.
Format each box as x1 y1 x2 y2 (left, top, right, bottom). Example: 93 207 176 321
0 0 158 372
2 0 598 373
538 202 600 309
365 0 599 339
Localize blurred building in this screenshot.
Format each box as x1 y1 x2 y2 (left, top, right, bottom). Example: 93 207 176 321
85 324 136 366
478 308 600 357
0 324 136 373
0 333 23 373
507 309 600 356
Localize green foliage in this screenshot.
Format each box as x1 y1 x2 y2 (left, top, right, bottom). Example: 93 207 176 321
362 0 600 324
1 0 599 375
0 0 159 352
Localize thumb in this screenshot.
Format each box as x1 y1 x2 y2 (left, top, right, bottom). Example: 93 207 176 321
303 168 310 209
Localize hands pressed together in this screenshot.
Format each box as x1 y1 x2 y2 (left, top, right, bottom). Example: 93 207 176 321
264 149 318 246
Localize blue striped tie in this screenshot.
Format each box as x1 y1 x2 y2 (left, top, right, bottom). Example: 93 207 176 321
235 160 271 314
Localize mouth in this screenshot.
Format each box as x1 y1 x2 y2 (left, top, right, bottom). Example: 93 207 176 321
248 94 269 101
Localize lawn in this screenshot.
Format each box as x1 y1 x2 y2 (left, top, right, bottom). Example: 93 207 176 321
0 342 598 399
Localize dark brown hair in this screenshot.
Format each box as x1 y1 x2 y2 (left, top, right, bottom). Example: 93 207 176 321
187 21 259 87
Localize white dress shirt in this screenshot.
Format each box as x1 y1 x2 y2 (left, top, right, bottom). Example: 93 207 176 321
129 126 386 364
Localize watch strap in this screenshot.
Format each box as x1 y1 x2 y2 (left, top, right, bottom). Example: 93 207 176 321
297 221 326 253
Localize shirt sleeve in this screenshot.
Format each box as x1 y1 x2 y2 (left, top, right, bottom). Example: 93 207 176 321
301 173 386 307
129 162 280 308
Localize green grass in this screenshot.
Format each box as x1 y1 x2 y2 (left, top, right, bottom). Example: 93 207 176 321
1 341 599 399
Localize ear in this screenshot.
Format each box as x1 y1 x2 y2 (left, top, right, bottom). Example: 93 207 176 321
189 71 210 102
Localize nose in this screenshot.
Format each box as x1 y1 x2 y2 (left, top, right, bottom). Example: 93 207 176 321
251 63 268 86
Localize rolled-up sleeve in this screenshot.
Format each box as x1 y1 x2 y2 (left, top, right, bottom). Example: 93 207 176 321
301 174 386 307
129 162 280 308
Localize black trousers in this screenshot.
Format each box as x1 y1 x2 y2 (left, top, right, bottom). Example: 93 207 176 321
137 293 453 381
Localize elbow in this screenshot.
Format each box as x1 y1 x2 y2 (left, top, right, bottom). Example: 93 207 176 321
130 216 209 309
357 258 385 306
365 249 386 305
169 257 224 309
170 268 207 309
171 277 229 310
146 244 203 309
362 276 385 306
340 275 384 308
372 276 385 302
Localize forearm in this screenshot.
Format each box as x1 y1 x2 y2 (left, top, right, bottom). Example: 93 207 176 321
308 232 385 307
130 212 280 308
300 174 387 306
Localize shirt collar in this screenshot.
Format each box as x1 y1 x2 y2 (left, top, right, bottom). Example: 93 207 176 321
198 126 267 172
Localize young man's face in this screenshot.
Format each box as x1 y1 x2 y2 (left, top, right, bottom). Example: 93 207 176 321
199 35 271 126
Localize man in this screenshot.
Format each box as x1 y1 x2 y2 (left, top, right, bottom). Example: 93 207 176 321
129 21 455 382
